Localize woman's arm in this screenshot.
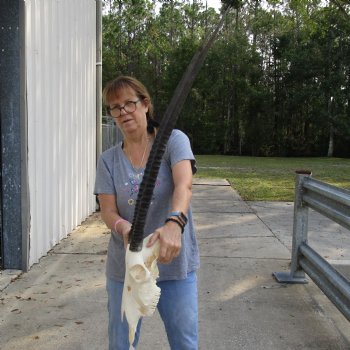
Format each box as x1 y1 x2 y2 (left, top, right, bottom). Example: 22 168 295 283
98 194 131 247
147 159 193 264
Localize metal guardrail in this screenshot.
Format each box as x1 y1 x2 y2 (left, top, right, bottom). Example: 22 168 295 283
273 170 350 322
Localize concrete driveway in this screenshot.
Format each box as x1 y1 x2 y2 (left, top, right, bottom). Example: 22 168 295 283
0 178 349 349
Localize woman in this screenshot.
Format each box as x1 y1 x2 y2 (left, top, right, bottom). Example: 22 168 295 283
94 76 200 350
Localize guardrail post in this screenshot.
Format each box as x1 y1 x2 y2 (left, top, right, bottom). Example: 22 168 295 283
273 170 311 283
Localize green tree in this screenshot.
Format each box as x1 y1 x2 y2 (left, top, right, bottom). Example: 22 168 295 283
101 0 350 157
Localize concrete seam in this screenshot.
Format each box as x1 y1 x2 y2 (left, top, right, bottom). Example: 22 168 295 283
245 201 292 253
198 235 274 240
200 255 290 260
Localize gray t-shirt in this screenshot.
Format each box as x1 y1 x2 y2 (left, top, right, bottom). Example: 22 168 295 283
94 129 200 282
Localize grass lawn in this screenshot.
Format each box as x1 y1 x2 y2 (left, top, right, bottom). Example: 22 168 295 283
194 155 350 201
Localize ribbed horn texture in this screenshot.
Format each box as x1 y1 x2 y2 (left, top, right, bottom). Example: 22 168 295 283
129 9 230 252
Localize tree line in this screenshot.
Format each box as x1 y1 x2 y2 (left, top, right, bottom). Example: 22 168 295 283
102 0 350 157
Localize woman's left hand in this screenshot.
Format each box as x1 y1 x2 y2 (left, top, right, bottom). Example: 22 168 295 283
147 221 182 264
146 160 192 264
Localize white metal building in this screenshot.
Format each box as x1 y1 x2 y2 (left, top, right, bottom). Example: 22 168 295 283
0 0 101 270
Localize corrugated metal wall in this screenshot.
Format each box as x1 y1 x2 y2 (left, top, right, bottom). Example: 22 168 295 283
25 0 97 266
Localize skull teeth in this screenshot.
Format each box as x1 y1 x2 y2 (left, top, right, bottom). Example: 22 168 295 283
122 236 161 345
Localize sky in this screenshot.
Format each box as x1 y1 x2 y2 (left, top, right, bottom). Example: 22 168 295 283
205 0 222 12
103 1 223 14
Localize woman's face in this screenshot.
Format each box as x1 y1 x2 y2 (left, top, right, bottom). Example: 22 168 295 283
108 87 149 136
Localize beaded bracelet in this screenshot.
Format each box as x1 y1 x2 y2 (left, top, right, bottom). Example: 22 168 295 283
165 217 184 234
114 218 126 234
169 211 188 225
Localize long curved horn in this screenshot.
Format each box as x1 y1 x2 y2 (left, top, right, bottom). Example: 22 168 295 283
129 8 230 252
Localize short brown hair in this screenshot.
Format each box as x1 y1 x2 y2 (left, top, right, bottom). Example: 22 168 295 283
103 76 154 119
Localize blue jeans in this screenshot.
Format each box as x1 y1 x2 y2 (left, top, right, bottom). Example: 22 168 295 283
106 271 198 350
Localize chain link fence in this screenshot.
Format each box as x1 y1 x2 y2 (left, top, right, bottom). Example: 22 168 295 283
102 116 123 151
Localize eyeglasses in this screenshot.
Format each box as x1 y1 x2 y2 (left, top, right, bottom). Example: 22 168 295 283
107 99 140 118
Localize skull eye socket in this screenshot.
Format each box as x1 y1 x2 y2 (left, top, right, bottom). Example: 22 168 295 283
129 265 148 282
145 252 158 269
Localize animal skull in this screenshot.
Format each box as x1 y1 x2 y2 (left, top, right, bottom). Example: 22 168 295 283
121 234 161 346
